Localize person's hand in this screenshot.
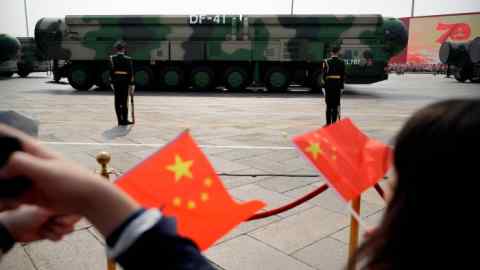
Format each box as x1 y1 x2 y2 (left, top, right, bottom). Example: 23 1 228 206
0 205 79 242
0 123 108 215
0 124 141 236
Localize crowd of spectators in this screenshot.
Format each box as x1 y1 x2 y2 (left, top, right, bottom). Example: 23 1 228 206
387 63 451 75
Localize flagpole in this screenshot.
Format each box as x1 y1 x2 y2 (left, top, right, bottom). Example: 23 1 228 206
96 152 117 270
348 197 361 259
347 202 371 232
23 0 30 37
290 0 295 15
411 0 415 17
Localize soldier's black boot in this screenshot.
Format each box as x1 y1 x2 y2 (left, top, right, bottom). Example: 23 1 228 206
332 108 338 124
115 106 123 125
326 109 331 125
121 106 129 125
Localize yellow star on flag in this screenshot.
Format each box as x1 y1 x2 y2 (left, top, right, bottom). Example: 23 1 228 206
173 197 182 207
166 155 193 182
200 192 209 202
305 142 323 160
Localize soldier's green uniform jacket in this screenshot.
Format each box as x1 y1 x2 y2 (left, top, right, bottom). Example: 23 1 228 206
323 56 346 90
109 53 134 85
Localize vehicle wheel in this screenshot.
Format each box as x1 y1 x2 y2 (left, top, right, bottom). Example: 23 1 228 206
264 66 290 92
17 69 31 78
292 69 307 86
134 65 154 90
68 64 94 91
454 69 469 83
96 69 111 90
224 66 249 91
309 68 324 93
190 66 215 91
53 72 62 82
159 66 185 90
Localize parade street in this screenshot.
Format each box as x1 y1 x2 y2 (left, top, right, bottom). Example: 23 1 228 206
0 73 479 270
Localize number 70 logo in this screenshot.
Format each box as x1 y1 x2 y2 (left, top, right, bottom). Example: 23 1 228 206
436 23 471 43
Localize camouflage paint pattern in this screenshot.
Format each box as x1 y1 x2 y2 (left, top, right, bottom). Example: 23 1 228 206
17 37 50 76
35 14 407 88
0 34 21 74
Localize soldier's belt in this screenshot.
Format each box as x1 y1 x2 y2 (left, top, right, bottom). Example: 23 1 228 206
326 75 341 79
114 71 128 75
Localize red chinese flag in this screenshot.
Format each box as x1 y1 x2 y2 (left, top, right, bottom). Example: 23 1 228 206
116 131 265 250
293 118 392 202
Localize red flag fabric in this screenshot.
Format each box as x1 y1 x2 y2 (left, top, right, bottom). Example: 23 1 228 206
293 118 392 202
116 131 265 250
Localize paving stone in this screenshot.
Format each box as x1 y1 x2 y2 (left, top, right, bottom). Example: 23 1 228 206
292 237 348 270
329 209 385 244
250 207 349 254
257 176 321 193
216 215 282 244
24 230 106 270
0 246 36 270
205 236 314 270
3 74 480 269
207 155 251 172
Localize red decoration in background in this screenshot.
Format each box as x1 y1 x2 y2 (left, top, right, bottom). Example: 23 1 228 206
436 23 471 43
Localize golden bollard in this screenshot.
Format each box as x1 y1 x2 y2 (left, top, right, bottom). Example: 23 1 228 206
96 151 117 270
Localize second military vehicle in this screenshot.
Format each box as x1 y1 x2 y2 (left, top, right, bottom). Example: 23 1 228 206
16 37 51 78
0 33 21 77
35 14 407 91
439 37 480 83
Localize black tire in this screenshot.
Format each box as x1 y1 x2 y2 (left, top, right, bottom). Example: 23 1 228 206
17 67 31 78
309 68 324 93
292 69 308 86
159 66 185 90
68 64 94 91
134 65 154 90
53 73 61 82
224 66 249 91
264 66 290 92
95 68 111 90
190 66 215 91
454 71 467 83
17 64 32 78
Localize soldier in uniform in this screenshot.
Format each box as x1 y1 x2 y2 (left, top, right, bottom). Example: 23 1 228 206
322 46 346 125
110 41 134 126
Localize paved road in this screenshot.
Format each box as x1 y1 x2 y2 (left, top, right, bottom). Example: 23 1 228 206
0 73 478 270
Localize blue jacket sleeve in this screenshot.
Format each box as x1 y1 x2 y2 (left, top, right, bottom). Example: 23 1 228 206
107 211 215 270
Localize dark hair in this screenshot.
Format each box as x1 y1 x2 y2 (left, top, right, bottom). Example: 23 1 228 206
348 99 480 270
114 40 127 51
331 46 341 54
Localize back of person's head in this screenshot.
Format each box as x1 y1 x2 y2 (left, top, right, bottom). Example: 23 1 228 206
348 99 480 270
331 46 341 55
114 40 127 52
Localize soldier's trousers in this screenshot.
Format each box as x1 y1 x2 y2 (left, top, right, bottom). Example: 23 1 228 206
324 87 341 125
113 83 129 125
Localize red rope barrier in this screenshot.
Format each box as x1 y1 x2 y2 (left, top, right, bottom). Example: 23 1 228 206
247 182 387 221
247 183 329 221
374 183 385 199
